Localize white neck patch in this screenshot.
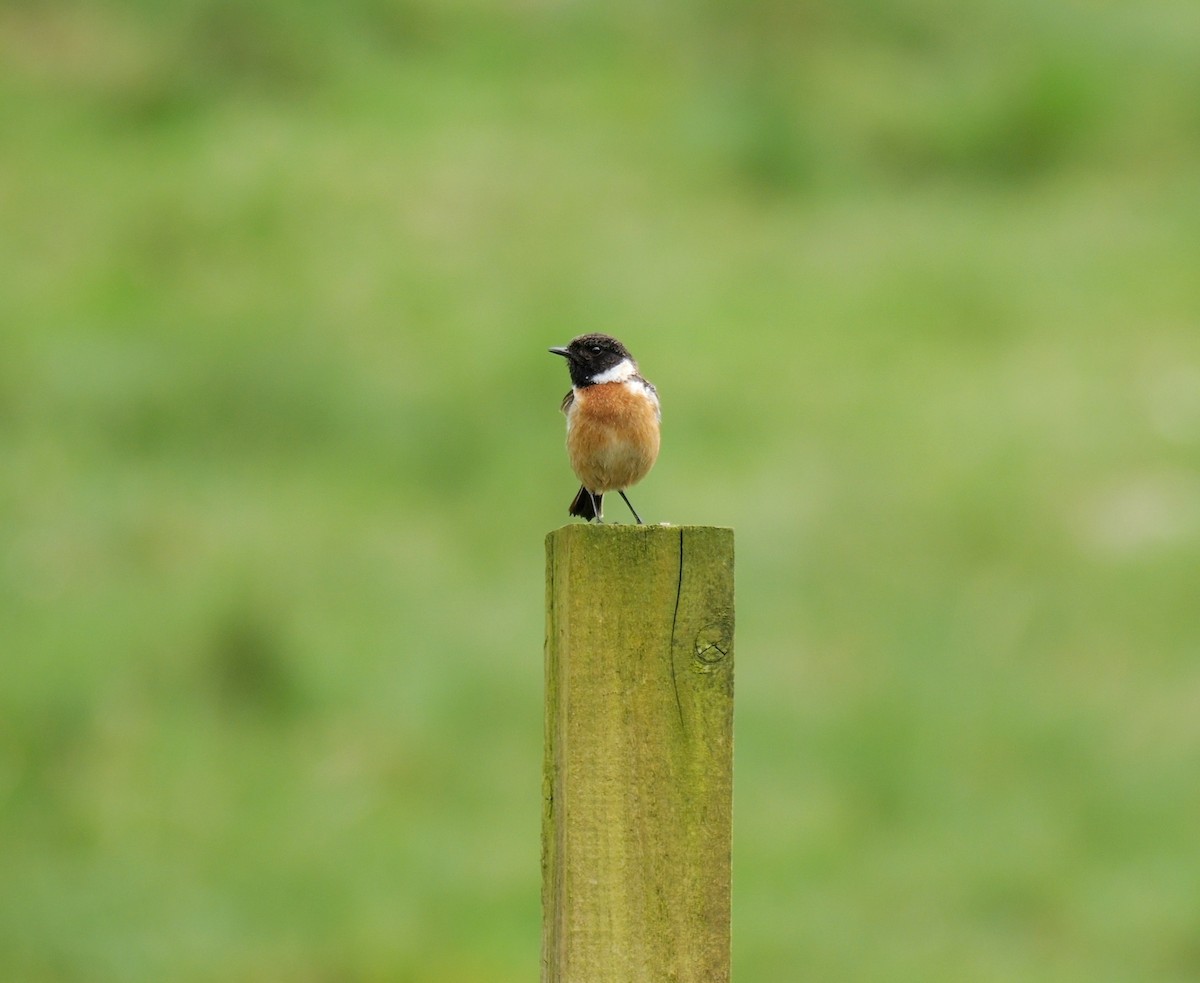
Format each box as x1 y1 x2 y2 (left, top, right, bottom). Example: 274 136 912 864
591 358 636 384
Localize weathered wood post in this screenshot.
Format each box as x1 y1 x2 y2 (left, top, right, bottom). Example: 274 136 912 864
543 524 734 983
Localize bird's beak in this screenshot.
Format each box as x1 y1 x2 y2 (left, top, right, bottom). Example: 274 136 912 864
548 346 570 358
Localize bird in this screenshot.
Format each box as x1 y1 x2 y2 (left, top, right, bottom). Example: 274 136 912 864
549 333 660 523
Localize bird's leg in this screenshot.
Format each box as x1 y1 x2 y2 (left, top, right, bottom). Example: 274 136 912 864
618 490 644 524
590 490 604 523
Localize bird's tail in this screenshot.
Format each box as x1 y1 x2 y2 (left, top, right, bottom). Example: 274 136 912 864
568 486 602 521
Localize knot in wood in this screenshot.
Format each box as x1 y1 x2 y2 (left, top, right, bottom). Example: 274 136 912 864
693 621 732 672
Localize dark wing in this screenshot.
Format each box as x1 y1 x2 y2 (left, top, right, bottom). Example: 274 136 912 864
633 374 661 421
560 389 574 414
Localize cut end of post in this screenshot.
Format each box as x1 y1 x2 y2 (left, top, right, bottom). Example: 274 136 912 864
548 523 732 532
545 522 734 548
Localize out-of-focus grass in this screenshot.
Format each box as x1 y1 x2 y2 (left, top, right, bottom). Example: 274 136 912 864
2 1 1199 980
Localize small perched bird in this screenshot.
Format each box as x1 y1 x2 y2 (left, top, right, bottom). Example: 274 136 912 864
549 333 661 523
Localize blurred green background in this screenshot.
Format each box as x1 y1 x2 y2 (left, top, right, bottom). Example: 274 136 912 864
3 0 1200 980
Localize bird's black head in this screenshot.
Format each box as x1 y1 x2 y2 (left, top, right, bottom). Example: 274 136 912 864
549 333 636 388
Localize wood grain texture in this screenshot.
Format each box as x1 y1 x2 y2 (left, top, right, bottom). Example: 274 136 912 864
543 525 734 983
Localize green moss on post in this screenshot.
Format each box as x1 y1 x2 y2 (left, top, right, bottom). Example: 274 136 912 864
543 525 734 983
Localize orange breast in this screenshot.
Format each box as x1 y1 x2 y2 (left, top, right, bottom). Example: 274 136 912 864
565 383 661 492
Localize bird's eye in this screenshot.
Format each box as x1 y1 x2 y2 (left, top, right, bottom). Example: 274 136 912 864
591 345 602 354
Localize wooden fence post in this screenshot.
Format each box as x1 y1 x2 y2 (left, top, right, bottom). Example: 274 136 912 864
543 524 734 983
